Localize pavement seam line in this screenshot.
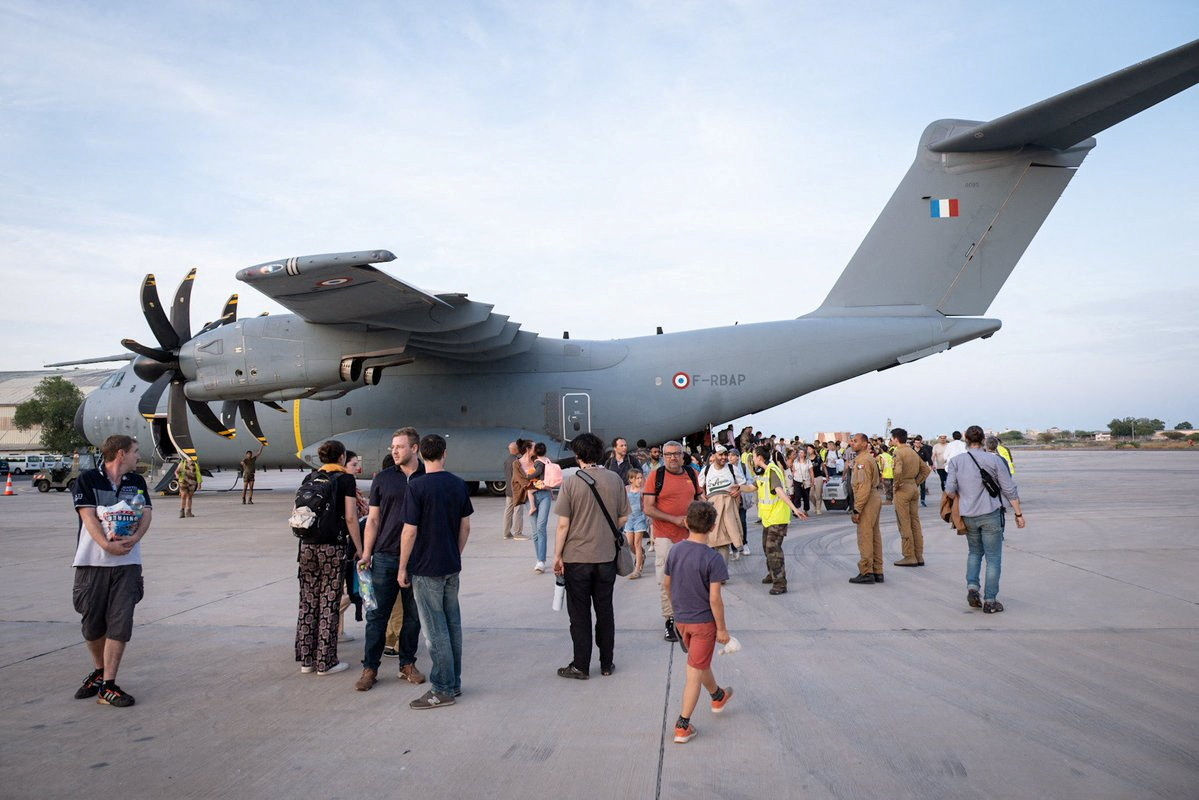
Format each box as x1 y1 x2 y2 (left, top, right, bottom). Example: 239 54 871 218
655 641 674 800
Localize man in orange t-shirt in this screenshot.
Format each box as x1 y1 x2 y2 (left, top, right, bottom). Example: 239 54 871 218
643 440 702 642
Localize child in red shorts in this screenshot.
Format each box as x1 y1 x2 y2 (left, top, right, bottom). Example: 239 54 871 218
663 500 734 743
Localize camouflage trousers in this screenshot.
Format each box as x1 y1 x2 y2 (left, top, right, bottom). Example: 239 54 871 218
762 524 788 590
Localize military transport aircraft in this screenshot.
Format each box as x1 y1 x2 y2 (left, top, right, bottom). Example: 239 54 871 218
57 39 1199 485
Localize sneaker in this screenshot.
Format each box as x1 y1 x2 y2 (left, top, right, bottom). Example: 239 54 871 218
512 534 530 541
673 722 697 743
316 662 349 676
768 586 787 595
664 618 679 643
382 646 399 658
983 600 1005 614
96 683 135 707
710 686 734 714
409 689 455 709
534 561 545 573
355 668 378 691
399 663 426 685
967 588 982 608
740 545 750 555
300 664 316 674
74 668 104 699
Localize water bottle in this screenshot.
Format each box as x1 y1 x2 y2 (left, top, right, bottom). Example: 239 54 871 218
130 490 145 513
552 574 566 611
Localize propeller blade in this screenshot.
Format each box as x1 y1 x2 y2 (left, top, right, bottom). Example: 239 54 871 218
121 338 173 363
239 400 269 445
188 397 236 440
218 294 238 326
170 268 196 344
137 373 172 419
166 379 197 460
220 400 239 431
197 294 240 335
261 400 286 412
140 274 179 350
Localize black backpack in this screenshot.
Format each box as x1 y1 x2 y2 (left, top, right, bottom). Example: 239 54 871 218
290 470 343 542
653 465 702 501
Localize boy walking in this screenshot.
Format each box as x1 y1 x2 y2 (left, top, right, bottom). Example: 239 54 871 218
663 501 734 743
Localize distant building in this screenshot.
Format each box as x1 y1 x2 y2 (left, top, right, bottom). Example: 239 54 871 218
0 369 113 452
1094 432 1112 442
814 431 852 444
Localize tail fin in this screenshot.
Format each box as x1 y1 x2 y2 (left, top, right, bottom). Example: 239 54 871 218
818 39 1199 317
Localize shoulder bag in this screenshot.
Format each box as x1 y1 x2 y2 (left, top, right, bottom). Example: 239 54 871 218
577 470 635 576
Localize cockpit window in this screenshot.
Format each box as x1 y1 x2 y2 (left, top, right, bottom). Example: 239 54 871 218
101 370 126 389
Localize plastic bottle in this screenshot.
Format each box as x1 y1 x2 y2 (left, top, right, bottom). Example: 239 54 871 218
552 575 566 611
129 490 145 517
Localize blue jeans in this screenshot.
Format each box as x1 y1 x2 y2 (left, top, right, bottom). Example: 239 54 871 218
362 554 420 671
412 573 462 695
530 490 552 563
964 508 1004 601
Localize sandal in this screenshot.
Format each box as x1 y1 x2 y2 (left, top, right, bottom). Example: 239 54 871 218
628 570 641 580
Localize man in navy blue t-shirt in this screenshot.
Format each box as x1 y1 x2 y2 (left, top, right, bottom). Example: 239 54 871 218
398 434 474 709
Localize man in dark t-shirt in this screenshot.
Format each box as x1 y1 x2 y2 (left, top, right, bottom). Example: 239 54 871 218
354 428 426 692
398 434 474 709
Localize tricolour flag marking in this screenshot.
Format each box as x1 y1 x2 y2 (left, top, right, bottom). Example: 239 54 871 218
930 198 960 218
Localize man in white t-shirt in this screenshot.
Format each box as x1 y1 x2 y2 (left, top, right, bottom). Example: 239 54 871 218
943 430 968 468
70 435 153 708
697 446 755 561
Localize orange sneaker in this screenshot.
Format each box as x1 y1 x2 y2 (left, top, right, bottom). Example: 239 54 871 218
673 722 697 744
711 686 734 714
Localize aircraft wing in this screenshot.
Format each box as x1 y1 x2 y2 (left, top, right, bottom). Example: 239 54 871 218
235 250 539 361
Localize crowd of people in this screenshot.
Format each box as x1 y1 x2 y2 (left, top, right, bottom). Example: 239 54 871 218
65 421 1024 743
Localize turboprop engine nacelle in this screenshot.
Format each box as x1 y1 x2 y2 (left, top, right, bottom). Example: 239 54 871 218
180 315 410 402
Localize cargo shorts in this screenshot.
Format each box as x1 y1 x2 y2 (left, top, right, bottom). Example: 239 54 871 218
72 564 144 642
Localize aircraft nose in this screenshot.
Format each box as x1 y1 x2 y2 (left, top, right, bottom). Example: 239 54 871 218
74 397 88 441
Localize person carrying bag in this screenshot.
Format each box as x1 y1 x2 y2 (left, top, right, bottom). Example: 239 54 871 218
552 434 631 679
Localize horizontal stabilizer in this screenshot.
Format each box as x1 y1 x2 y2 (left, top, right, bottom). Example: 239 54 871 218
932 38 1199 152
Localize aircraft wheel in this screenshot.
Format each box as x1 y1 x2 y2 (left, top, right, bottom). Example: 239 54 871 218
485 480 507 497
35 480 50 493
167 479 180 495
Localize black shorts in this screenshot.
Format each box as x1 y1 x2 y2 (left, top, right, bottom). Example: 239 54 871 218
72 565 143 642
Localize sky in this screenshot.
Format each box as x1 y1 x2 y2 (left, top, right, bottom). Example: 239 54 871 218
2 1 1196 438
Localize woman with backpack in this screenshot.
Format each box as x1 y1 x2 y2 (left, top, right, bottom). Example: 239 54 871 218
294 440 363 676
527 442 559 574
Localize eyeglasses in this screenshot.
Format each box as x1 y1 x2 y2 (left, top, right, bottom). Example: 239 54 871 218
663 452 684 458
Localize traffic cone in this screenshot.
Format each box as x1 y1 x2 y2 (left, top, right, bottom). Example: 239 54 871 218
3 474 14 495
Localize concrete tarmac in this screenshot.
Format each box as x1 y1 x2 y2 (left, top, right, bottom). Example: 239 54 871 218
1 451 1196 799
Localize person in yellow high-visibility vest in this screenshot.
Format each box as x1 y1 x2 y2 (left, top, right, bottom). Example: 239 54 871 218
878 448 895 504
753 445 807 595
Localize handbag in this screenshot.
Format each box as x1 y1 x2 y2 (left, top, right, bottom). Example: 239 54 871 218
577 470 635 577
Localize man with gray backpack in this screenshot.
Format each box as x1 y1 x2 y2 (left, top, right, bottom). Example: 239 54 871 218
944 425 1026 614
